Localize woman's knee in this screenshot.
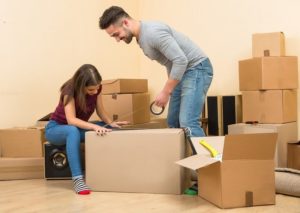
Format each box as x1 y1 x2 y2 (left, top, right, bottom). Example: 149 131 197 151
66 126 81 139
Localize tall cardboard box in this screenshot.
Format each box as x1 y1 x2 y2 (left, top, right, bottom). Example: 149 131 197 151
287 142 300 170
0 157 44 180
176 133 277 209
252 32 285 57
101 79 148 94
85 129 188 194
0 127 46 157
101 93 150 124
228 123 298 167
239 57 298 90
242 90 297 124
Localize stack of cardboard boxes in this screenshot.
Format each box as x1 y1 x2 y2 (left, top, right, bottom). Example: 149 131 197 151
229 32 299 168
0 127 45 180
91 78 167 128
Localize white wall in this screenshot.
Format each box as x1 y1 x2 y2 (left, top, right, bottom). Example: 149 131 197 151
1 0 300 133
0 0 140 128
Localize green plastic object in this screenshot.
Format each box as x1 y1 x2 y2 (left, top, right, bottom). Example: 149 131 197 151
184 188 198 195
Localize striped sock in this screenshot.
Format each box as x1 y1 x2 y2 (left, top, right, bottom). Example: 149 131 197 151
72 176 91 195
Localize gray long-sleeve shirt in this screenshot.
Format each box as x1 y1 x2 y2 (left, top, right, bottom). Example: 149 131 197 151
138 21 207 80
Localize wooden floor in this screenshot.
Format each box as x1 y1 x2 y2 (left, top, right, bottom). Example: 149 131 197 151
0 179 299 213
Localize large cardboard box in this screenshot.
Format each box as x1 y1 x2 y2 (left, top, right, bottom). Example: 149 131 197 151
101 93 150 124
239 57 298 90
242 90 297 124
0 127 46 157
101 79 148 94
228 123 298 167
252 32 285 57
176 133 277 209
287 142 300 170
85 129 188 194
0 157 44 180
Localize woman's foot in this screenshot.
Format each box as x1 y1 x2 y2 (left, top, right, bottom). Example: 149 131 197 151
73 176 91 195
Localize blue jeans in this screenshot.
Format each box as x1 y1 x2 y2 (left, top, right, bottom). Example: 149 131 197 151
167 58 213 136
45 120 108 178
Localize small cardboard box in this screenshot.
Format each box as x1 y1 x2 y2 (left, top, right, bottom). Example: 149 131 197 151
85 129 188 194
242 90 297 124
287 142 300 170
252 32 285 57
101 93 150 124
228 123 298 167
0 127 46 157
176 133 277 209
239 57 298 90
0 157 44 180
101 79 148 94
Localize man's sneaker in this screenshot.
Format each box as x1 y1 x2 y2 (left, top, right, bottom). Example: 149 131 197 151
184 183 198 196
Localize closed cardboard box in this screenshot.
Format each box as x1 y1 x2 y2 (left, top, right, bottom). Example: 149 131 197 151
252 32 285 57
177 133 277 209
287 142 300 170
101 79 148 94
228 123 298 167
85 129 188 194
0 127 46 157
0 157 44 180
239 57 298 90
101 93 150 124
242 90 297 124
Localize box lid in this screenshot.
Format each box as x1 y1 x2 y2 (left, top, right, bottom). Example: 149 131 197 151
222 133 277 160
176 133 277 170
176 136 224 170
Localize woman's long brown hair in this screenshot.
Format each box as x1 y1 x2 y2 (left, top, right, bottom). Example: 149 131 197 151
60 64 102 112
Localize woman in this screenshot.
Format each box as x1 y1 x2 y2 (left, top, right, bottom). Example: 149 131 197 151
45 64 127 195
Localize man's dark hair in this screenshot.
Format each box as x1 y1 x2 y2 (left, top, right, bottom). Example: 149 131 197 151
99 6 130 29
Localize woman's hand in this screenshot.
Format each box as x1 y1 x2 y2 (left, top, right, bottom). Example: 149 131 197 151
93 125 112 136
109 121 130 128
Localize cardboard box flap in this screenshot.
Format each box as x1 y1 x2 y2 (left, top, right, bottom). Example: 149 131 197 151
222 133 277 160
37 113 52 121
176 154 219 170
101 79 120 85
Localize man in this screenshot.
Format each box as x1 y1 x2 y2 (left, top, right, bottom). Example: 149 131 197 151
99 6 213 137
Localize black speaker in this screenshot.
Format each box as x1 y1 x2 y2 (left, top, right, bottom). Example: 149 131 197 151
44 142 86 179
222 95 242 135
206 95 242 136
206 96 223 136
44 142 72 179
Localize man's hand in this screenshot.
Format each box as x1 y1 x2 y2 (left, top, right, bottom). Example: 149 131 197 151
155 90 171 107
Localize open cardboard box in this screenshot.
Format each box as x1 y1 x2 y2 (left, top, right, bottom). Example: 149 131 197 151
176 133 277 209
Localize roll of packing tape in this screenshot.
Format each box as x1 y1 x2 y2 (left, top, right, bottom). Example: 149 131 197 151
150 101 165 115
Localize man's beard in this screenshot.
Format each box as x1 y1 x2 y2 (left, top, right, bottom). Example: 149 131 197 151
123 28 133 44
